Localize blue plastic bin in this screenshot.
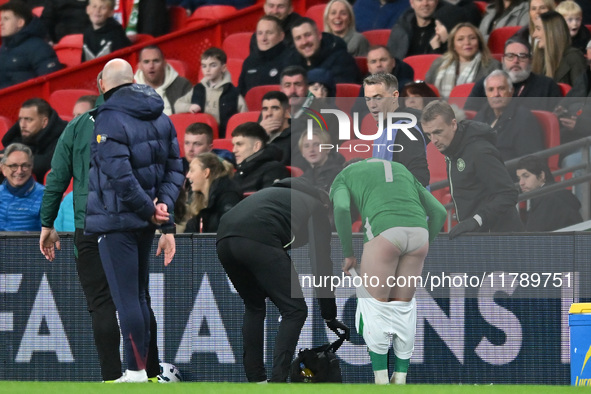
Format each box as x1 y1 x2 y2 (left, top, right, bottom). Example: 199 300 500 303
569 303 591 386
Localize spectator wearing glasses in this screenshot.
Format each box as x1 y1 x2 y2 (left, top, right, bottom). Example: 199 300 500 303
0 143 45 231
466 37 561 111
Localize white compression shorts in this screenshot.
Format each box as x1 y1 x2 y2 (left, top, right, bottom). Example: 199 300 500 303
379 227 428 255
355 280 417 358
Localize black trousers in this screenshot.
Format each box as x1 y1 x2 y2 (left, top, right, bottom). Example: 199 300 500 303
74 229 160 380
217 237 307 382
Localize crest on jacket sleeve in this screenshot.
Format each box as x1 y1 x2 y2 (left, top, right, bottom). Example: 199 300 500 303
97 134 108 143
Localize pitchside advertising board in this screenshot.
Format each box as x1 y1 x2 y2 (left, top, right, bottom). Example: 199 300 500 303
1 234 589 384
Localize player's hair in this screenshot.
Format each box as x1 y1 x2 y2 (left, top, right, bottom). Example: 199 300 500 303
139 45 164 60
280 65 307 83
186 122 214 145
231 122 270 146
298 127 331 152
189 152 235 217
21 98 51 119
483 69 514 92
291 16 318 32
363 72 399 92
421 100 456 124
516 155 555 185
201 47 227 65
76 95 98 107
555 0 581 17
0 1 32 26
262 91 289 109
0 143 33 165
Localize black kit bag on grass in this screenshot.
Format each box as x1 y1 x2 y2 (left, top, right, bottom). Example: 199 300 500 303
290 334 346 383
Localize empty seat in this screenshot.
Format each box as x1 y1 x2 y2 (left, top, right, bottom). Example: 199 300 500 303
170 113 219 157
531 110 560 171
448 83 475 108
188 5 237 21
338 139 373 161
487 26 521 55
244 84 280 111
226 111 260 136
222 32 253 61
49 89 97 120
305 4 326 31
354 56 368 77
403 54 440 81
0 115 13 148
212 138 234 152
167 59 189 78
53 34 83 68
361 29 391 46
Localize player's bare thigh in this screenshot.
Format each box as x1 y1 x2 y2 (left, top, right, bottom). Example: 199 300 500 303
359 235 402 302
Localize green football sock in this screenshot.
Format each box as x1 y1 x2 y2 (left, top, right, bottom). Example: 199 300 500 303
369 350 388 371
394 356 410 373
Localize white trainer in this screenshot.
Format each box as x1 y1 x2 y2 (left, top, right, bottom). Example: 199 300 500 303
114 369 149 383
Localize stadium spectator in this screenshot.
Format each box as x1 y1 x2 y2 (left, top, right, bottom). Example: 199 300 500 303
443 0 482 26
0 143 44 231
72 95 98 118
555 0 591 54
184 152 241 233
231 122 289 193
238 15 299 96
478 0 529 41
307 67 336 98
364 72 430 186
330 159 446 384
323 0 369 56
421 100 524 237
259 91 297 166
2 98 67 183
177 47 247 138
217 177 349 382
40 0 90 44
466 37 561 111
280 66 341 147
299 129 344 193
400 81 438 110
0 1 63 89
353 0 410 32
290 17 360 83
473 70 545 162
82 0 131 62
425 23 500 98
531 10 586 86
429 3 470 54
39 67 166 383
135 45 192 116
352 45 414 118
512 0 556 48
516 155 582 231
248 0 301 50
84 58 184 383
386 0 441 59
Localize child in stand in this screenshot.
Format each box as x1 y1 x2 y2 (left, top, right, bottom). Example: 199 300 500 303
556 0 591 54
178 47 247 138
82 0 131 62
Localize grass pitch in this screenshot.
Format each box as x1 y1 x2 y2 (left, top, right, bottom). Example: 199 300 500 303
0 382 583 394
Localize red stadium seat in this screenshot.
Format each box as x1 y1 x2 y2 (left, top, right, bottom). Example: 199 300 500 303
403 54 440 81
355 56 368 77
226 111 260 136
487 26 520 55
130 34 154 45
212 138 234 151
286 166 304 177
305 4 326 31
464 110 476 119
167 59 189 78
168 5 188 31
361 29 391 46
0 115 12 148
426 83 439 97
32 6 43 17
587 24 591 34
448 83 475 108
474 1 487 14
244 84 280 111
189 5 237 21
336 83 361 97
558 83 572 97
222 32 253 61
53 34 83 68
170 113 219 156
338 139 373 161
49 89 97 120
531 110 560 171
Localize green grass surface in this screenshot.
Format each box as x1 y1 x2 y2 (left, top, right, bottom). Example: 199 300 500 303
0 382 584 394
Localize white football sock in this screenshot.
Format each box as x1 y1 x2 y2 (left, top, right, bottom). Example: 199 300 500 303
374 369 389 384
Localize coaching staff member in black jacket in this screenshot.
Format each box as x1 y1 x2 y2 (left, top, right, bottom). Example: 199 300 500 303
421 100 524 239
216 177 349 382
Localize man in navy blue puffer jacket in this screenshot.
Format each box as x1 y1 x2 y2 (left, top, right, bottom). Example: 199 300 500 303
85 58 184 383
